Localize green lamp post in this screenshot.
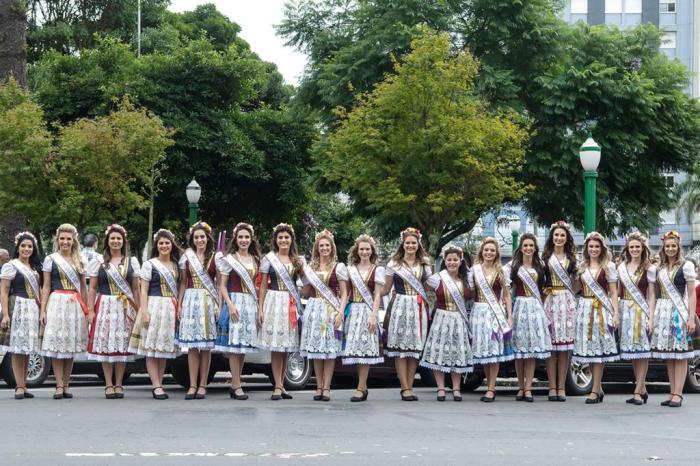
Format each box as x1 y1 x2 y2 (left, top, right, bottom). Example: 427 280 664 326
580 134 601 235
509 216 521 256
186 178 201 226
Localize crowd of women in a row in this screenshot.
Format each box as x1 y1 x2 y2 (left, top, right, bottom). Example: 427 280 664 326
0 221 697 407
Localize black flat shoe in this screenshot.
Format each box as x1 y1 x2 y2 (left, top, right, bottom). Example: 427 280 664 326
152 387 168 400
22 390 34 399
452 390 462 402
271 387 283 401
480 390 496 402
185 386 197 400
105 386 116 399
660 398 672 406
350 390 368 402
14 387 25 400
547 389 557 401
627 393 643 405
62 389 73 399
53 386 64 400
114 386 124 399
321 389 331 402
230 387 249 400
436 388 446 402
195 386 207 400
668 394 683 408
585 392 603 404
281 390 293 400
515 389 524 401
313 390 323 401
523 390 534 403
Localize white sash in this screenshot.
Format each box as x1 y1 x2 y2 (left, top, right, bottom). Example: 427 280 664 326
10 259 41 303
618 265 649 317
150 259 179 297
223 254 258 302
303 264 341 312
517 266 543 307
392 264 429 303
439 269 469 324
548 256 574 294
658 267 688 324
266 252 303 314
348 265 375 309
473 264 511 335
184 249 219 301
51 253 82 293
103 261 135 303
581 268 615 323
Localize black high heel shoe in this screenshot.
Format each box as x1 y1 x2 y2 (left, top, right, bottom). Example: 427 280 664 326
523 390 534 403
626 392 644 405
313 389 323 401
350 389 368 402
516 389 524 401
271 386 283 401
668 394 683 408
400 389 413 401
436 388 446 402
452 390 462 402
229 386 249 400
152 387 168 400
321 389 331 402
185 386 197 400
547 388 558 402
480 389 496 402
641 392 648 404
585 392 604 404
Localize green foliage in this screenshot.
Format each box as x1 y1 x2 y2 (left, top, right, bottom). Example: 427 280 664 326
320 31 529 254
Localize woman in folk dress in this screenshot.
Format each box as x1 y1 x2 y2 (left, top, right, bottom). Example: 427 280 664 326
343 234 385 402
382 227 432 401
300 229 348 402
40 224 89 399
216 222 261 400
420 245 472 402
617 232 656 405
0 232 43 399
506 233 552 403
178 221 219 400
572 232 619 405
469 237 513 403
86 224 140 399
129 229 182 400
651 231 697 408
542 220 578 401
258 223 305 400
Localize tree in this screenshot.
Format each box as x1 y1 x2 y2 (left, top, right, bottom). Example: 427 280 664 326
0 0 27 86
319 31 529 254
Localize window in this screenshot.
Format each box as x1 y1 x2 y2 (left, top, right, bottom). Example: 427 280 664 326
606 0 623 13
664 174 675 189
571 0 588 14
625 0 642 14
660 1 676 13
606 0 643 13
661 31 677 49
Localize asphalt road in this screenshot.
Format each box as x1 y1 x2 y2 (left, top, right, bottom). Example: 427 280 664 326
1 378 698 465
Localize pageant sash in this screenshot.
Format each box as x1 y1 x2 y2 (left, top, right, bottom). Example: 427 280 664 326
303 264 341 312
581 268 615 338
439 270 469 324
184 249 219 302
10 259 41 304
473 264 511 337
618 265 649 317
548 256 574 295
348 265 375 309
517 266 543 307
150 259 179 297
223 254 258 302
392 264 429 304
265 252 302 314
51 253 82 293
103 261 136 304
658 267 690 342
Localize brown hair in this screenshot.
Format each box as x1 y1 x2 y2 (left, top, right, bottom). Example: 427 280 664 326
311 230 338 269
270 224 303 278
580 233 612 272
102 225 131 268
659 236 684 269
389 230 430 266
347 234 378 265
226 223 261 264
621 232 651 273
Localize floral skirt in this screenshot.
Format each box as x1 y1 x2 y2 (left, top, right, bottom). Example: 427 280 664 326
215 292 259 354
0 297 42 355
618 298 651 360
419 309 472 373
384 294 428 359
573 297 619 363
650 298 696 360
342 302 383 365
543 290 576 351
470 302 514 364
258 289 299 352
128 296 178 359
88 294 135 362
177 288 217 350
300 297 341 359
41 291 88 359
512 297 552 359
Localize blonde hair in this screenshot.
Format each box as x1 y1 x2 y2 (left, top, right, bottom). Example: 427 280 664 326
347 234 378 265
659 236 684 269
580 234 612 272
311 230 337 269
53 223 84 273
475 237 505 285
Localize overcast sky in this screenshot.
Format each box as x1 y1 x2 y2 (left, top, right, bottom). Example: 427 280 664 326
168 0 308 85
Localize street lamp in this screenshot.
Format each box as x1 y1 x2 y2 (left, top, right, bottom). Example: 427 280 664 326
509 216 521 255
579 134 601 235
186 178 201 226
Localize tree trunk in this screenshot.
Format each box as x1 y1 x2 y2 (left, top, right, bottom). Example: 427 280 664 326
0 0 27 87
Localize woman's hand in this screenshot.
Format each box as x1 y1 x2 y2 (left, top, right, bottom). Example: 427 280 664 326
0 315 9 330
368 313 378 333
142 311 150 328
230 305 240 323
334 312 343 330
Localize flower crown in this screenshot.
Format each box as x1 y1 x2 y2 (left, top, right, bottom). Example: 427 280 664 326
400 227 422 241
440 242 464 259
550 220 571 231
189 221 212 235
315 229 334 241
153 228 175 241
625 230 648 245
104 224 128 238
233 222 254 236
661 230 681 242
273 223 294 234
584 231 604 243
14 231 37 246
354 233 376 246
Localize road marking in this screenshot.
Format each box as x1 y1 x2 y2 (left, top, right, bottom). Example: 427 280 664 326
66 451 351 458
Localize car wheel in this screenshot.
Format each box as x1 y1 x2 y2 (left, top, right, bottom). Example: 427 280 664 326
460 372 485 392
684 355 700 393
1 352 52 388
565 360 593 396
283 351 311 390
